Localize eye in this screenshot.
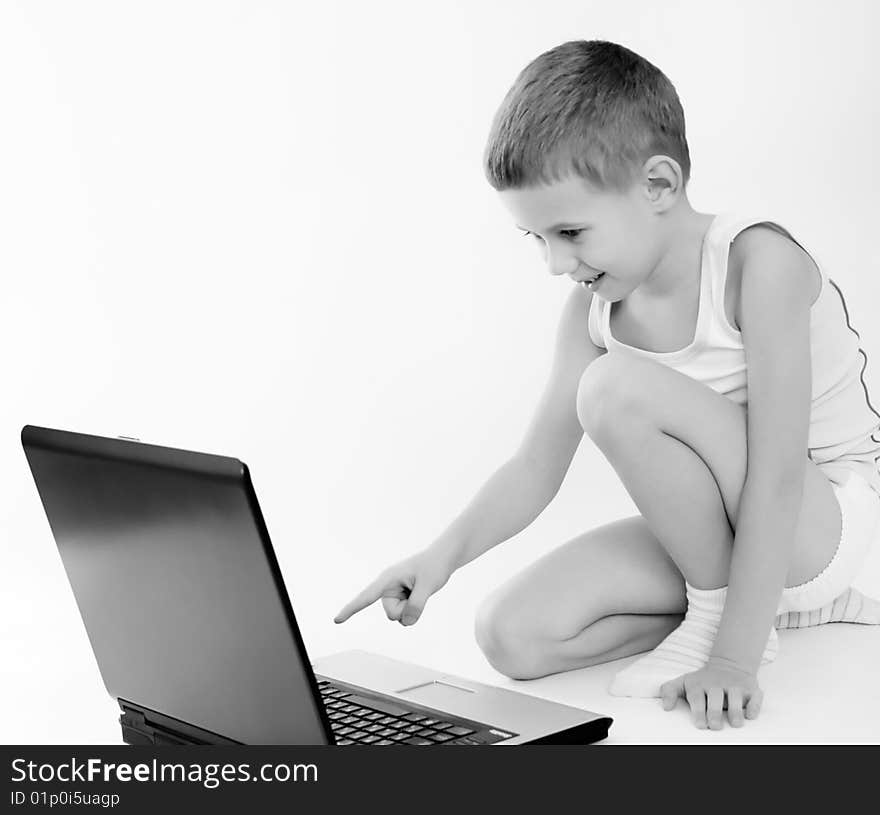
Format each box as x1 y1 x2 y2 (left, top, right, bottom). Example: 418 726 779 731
518 229 584 240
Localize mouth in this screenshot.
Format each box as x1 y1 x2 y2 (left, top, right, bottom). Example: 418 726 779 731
578 272 605 287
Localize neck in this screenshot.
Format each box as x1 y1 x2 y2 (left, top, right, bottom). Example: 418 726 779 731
638 202 715 299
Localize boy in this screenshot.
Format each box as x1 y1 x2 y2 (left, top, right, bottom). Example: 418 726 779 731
335 40 880 730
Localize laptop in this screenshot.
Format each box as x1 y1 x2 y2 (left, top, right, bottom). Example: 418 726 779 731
21 425 613 746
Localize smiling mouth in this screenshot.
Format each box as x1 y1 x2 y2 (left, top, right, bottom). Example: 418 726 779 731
580 273 605 286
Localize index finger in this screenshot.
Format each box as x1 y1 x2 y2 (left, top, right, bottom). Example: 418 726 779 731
334 574 392 623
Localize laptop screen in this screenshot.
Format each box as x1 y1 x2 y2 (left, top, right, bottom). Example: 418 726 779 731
21 425 330 745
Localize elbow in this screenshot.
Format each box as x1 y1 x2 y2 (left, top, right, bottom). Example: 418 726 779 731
779 471 806 505
515 454 566 498
746 450 805 487
748 462 805 499
780 456 808 492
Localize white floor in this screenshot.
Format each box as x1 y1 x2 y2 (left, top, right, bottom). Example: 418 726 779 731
483 623 880 744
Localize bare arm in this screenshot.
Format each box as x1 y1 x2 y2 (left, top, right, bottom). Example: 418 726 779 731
711 227 814 672
428 285 604 572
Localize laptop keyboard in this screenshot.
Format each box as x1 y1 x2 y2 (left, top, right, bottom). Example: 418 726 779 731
317 680 517 745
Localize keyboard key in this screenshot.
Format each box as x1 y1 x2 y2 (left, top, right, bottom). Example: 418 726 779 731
432 733 456 742
377 728 397 737
376 739 396 745
446 726 475 736
403 713 427 723
416 728 440 738
389 732 411 741
347 730 370 740
403 737 433 745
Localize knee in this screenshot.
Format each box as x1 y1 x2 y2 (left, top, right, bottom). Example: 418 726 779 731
473 596 548 680
576 353 648 438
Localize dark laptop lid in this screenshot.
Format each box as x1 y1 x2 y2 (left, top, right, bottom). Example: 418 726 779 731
21 424 332 745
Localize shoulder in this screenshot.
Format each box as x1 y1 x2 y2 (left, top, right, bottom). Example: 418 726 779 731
557 283 603 355
728 223 821 328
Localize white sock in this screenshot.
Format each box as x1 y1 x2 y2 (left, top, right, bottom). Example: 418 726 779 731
775 586 880 628
608 582 778 699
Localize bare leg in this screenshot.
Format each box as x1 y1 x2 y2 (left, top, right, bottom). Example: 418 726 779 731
475 516 688 679
577 353 841 591
551 612 685 670
578 353 841 696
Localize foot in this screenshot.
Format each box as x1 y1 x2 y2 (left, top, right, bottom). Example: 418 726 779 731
609 583 778 699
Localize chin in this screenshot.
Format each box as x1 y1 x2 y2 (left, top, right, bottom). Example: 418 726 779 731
595 281 618 301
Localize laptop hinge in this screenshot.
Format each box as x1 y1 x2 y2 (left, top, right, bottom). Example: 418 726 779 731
118 700 242 746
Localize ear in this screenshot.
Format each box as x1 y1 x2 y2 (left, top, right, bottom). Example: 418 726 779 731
639 155 684 212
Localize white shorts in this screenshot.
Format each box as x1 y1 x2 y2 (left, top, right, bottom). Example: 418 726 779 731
777 467 880 614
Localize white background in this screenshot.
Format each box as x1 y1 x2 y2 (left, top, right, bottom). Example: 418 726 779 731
2 0 879 743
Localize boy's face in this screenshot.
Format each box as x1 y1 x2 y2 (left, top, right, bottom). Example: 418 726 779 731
498 173 662 300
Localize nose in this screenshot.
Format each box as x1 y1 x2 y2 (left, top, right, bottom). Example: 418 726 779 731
543 242 578 278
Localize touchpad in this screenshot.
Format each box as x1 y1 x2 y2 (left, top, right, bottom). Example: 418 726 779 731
396 680 476 709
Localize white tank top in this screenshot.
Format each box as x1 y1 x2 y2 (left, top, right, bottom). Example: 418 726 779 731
587 212 880 496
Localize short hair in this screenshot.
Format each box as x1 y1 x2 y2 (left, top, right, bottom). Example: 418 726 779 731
483 40 691 192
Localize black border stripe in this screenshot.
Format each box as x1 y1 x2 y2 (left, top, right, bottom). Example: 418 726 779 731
827 277 880 472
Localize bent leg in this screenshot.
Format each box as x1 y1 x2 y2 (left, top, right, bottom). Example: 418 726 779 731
474 515 687 680
573 353 841 696
577 352 842 590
